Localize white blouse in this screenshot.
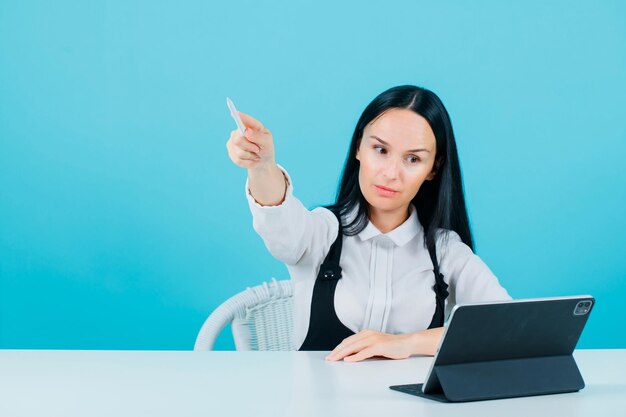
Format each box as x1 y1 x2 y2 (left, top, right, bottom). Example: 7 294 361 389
245 164 512 349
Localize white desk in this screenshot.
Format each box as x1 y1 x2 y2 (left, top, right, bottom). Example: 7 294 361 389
0 349 624 416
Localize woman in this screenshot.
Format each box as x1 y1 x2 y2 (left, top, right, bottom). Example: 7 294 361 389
226 85 511 362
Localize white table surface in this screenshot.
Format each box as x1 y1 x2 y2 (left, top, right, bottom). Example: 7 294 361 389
0 349 624 417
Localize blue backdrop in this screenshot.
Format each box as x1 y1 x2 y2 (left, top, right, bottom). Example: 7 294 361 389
1 0 624 350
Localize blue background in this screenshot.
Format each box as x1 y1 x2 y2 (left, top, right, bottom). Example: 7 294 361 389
1 0 624 350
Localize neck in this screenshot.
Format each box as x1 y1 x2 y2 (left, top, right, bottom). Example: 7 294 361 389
369 205 410 233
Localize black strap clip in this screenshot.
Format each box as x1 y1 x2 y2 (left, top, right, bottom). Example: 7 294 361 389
433 273 449 299
320 265 342 281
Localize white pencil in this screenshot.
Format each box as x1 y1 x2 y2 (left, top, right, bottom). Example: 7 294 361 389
226 97 246 135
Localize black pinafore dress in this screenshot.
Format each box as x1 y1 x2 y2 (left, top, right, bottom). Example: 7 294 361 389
299 210 449 351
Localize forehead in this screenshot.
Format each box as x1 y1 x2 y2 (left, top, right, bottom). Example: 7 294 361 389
365 108 436 149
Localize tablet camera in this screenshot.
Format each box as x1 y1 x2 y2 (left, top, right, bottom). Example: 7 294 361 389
574 300 593 316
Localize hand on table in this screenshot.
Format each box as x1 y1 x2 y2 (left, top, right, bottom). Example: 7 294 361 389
325 329 416 362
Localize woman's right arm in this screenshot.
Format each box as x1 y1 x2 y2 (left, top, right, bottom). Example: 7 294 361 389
226 111 337 266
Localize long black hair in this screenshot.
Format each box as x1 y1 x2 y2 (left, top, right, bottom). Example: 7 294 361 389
324 85 475 256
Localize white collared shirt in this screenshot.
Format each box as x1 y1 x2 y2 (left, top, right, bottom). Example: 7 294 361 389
245 164 512 349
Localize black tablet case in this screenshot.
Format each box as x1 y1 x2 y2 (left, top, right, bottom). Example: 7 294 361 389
390 297 594 402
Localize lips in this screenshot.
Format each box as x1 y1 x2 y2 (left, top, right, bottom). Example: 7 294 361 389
374 185 399 197
375 185 398 192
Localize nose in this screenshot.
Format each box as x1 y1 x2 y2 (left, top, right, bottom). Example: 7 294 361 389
381 156 402 181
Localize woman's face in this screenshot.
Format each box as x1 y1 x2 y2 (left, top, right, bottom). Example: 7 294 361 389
355 108 438 217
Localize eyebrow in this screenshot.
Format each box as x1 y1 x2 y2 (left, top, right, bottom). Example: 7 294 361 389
369 135 431 153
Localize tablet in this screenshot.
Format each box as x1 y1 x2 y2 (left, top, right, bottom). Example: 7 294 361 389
390 295 594 402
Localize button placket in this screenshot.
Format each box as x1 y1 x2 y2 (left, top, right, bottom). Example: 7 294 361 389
364 237 393 332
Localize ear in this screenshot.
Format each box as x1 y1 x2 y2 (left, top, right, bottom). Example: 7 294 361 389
355 142 361 161
426 157 442 181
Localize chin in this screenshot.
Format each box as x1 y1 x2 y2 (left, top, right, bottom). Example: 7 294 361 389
366 195 403 211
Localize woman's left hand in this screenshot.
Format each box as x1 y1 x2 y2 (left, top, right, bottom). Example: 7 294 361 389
325 329 416 362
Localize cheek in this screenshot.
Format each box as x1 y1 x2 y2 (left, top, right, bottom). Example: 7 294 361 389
404 170 431 194
359 152 385 175
408 177 425 191
357 154 373 178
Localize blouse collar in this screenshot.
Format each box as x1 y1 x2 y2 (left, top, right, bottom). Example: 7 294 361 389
355 203 423 247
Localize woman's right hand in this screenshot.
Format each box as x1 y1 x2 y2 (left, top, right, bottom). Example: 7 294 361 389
226 111 276 171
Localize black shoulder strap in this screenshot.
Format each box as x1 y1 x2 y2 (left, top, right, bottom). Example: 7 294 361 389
427 242 449 328
318 209 343 281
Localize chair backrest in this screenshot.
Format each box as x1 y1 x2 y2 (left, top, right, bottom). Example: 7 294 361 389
194 278 295 351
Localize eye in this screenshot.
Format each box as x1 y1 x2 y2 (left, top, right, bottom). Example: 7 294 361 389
406 155 420 164
373 146 387 154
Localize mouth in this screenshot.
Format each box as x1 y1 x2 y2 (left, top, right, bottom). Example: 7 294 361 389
375 185 398 192
374 185 399 197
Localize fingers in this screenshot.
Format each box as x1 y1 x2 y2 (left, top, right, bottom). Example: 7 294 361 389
237 159 262 169
226 130 261 169
326 331 375 361
230 129 261 153
238 111 265 131
327 339 376 362
325 330 412 362
225 112 274 171
236 148 260 161
343 347 378 362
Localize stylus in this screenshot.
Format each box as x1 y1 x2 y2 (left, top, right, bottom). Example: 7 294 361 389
226 97 246 135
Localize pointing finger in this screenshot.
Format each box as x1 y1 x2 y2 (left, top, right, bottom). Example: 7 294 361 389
238 111 266 131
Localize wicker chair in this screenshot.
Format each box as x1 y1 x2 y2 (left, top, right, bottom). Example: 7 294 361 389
194 278 295 351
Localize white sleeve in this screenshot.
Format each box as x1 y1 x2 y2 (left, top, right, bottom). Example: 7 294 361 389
245 164 338 267
436 229 512 305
